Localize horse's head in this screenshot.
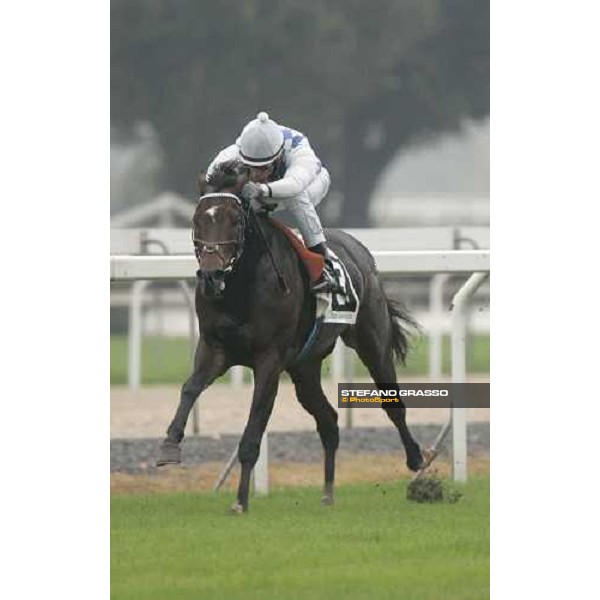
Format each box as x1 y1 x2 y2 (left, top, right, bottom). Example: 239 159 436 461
192 161 249 297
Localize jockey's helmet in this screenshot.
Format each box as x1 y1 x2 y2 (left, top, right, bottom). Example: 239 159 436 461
239 112 284 167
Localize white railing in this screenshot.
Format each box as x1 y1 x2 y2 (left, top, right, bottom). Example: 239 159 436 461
110 245 489 486
110 249 489 280
111 227 489 389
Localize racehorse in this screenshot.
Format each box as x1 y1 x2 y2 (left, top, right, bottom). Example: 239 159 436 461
157 162 426 512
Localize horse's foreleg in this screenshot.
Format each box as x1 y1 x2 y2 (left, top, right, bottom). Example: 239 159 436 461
232 354 281 513
157 344 227 466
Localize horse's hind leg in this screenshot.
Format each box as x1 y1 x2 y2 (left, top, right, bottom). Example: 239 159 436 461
289 360 340 505
350 318 424 472
157 343 227 466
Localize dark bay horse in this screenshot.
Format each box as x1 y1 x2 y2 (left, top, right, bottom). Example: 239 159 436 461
157 163 425 512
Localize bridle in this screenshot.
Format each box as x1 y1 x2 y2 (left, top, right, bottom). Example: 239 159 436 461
192 192 247 276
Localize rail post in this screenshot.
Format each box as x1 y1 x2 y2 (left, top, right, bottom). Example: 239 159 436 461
450 272 488 482
128 280 151 390
429 273 450 380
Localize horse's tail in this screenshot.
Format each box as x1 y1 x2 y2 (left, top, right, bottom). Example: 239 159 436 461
385 293 420 365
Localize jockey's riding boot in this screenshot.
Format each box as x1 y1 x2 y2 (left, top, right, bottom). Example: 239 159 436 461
308 242 338 294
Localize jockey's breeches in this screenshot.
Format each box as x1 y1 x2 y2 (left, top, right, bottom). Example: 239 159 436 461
274 167 330 247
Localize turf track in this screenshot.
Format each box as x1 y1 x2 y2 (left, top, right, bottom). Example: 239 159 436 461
111 478 489 599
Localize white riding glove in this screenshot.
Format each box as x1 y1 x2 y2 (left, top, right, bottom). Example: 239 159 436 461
242 182 275 211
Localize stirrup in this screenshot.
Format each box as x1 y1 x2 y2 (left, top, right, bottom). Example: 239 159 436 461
311 277 334 294
310 270 341 294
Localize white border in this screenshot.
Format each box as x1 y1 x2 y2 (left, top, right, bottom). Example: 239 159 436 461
3 3 109 598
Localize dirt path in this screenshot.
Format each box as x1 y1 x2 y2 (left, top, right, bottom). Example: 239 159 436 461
111 377 490 495
111 376 490 439
111 453 490 495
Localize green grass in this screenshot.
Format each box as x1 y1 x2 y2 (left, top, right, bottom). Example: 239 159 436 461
111 478 489 599
110 334 489 385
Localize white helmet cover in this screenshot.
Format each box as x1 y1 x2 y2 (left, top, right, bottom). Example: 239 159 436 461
239 112 284 166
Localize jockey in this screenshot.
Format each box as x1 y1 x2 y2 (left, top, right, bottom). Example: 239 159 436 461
206 111 336 294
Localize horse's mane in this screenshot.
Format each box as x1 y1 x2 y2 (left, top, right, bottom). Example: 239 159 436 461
205 159 246 193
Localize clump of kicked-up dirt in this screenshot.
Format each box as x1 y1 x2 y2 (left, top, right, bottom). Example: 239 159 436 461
407 470 463 504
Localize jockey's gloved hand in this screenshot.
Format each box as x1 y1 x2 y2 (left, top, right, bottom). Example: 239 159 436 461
242 181 264 202
242 182 276 211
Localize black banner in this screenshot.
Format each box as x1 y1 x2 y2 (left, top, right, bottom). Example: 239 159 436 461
337 383 490 408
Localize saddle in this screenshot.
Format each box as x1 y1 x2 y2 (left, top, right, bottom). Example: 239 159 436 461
270 218 325 284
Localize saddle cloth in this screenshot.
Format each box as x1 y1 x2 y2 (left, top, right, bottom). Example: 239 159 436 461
271 219 359 325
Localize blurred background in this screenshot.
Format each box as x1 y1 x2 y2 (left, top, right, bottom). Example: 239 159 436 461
110 0 489 471
111 0 489 228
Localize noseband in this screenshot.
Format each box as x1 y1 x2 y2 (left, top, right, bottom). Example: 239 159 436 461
193 192 247 276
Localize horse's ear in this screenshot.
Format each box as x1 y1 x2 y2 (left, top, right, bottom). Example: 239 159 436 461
197 172 208 195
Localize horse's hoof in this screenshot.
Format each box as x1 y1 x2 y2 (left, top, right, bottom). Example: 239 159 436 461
321 494 334 506
411 448 439 481
407 446 432 472
406 456 423 472
156 442 181 467
229 502 247 515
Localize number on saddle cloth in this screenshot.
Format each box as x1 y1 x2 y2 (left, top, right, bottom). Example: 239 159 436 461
327 257 357 312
